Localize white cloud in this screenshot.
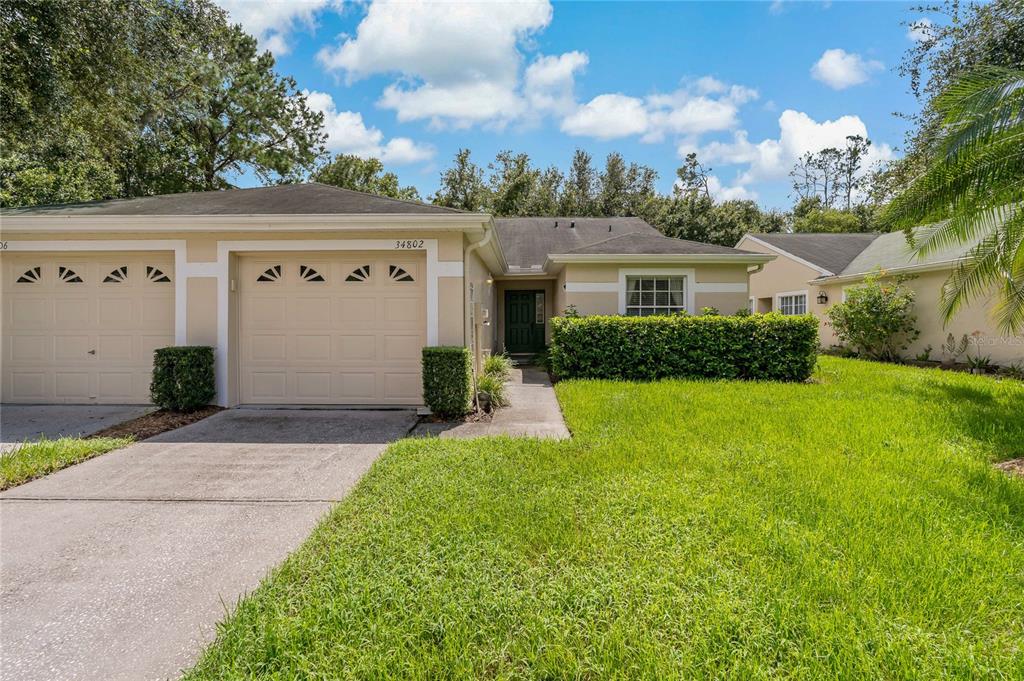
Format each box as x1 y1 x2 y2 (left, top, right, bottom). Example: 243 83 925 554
216 0 333 55
524 51 588 116
561 94 649 140
697 109 893 187
317 0 553 128
811 49 884 90
305 90 434 165
707 175 757 201
563 78 757 142
907 18 933 42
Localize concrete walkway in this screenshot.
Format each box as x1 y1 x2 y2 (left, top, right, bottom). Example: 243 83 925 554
0 408 416 681
414 365 570 439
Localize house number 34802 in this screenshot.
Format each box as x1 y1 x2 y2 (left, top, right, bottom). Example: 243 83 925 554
394 239 424 249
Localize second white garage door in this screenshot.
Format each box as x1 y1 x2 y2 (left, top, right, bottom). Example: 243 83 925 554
238 252 427 405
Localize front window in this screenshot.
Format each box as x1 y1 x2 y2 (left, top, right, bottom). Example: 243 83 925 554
778 293 807 315
625 276 686 316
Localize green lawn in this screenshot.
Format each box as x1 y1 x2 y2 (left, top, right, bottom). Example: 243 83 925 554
0 436 133 491
187 357 1024 679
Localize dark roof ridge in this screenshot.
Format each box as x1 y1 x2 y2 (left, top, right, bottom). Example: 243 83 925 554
303 181 469 214
560 230 651 254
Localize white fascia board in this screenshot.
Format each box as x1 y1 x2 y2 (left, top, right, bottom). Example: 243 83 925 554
740 235 834 276
810 259 960 286
545 253 774 267
0 213 492 233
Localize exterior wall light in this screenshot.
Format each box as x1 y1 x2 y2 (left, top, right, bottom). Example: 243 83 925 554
816 291 829 305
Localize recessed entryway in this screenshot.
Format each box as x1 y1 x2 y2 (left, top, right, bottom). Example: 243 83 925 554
504 289 546 354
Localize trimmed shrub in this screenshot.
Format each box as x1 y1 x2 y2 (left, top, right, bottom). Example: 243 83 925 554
422 346 473 418
826 271 919 362
550 313 818 382
150 346 215 411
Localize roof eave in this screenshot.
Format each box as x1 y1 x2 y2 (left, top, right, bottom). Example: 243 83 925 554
0 212 493 232
810 258 960 286
545 253 775 267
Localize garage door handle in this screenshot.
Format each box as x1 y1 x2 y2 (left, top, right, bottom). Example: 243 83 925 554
88 349 96 355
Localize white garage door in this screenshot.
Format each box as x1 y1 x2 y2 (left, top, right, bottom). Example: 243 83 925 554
238 252 427 405
1 253 175 404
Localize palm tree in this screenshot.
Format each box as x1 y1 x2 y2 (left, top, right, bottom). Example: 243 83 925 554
880 67 1024 332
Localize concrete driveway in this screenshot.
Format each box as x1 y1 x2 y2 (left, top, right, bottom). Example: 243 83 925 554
1 404 154 445
0 408 416 681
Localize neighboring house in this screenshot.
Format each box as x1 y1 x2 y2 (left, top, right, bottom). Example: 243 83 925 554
738 231 1024 365
0 183 771 407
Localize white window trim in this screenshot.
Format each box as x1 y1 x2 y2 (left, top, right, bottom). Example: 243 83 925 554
617 268 696 315
775 289 809 315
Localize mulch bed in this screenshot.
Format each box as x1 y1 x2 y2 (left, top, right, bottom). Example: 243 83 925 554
995 458 1024 478
89 406 224 441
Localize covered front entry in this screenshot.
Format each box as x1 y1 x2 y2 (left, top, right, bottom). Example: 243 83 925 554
504 289 546 353
1 253 175 403
238 252 426 405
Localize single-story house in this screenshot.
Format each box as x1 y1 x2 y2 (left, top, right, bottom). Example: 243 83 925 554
0 183 772 406
737 231 1024 365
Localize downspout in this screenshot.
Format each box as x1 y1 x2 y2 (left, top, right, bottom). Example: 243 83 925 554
463 220 495 410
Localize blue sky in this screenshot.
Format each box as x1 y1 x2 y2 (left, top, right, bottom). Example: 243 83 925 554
219 1 938 210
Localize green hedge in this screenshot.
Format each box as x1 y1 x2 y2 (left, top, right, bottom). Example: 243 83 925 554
422 346 473 418
550 313 819 382
150 346 216 411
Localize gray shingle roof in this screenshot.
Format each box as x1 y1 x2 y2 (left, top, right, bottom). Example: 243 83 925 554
748 233 878 275
565 231 752 256
1 182 465 216
495 217 755 267
835 227 973 278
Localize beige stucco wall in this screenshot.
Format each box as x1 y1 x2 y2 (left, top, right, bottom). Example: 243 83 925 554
186 277 217 345
558 262 751 317
739 235 831 336
464 246 496 372
820 270 1024 365
494 278 556 353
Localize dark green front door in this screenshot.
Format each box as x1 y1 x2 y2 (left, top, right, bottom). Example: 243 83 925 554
505 290 545 353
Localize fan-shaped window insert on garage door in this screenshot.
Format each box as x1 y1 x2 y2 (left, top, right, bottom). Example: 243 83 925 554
238 253 426 405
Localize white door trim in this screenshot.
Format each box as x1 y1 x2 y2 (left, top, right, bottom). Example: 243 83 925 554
214 239 457 406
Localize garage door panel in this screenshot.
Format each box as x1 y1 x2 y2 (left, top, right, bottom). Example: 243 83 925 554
249 372 287 399
99 298 136 325
10 336 50 362
11 298 53 327
383 373 420 401
55 372 90 399
250 334 287 361
239 252 427 405
337 297 376 323
10 372 47 400
383 298 422 324
55 299 92 325
1 253 174 403
337 372 376 400
336 335 376 361
383 335 421 361
98 372 134 399
54 335 92 361
291 297 332 327
97 335 134 362
295 372 331 399
294 335 331 361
